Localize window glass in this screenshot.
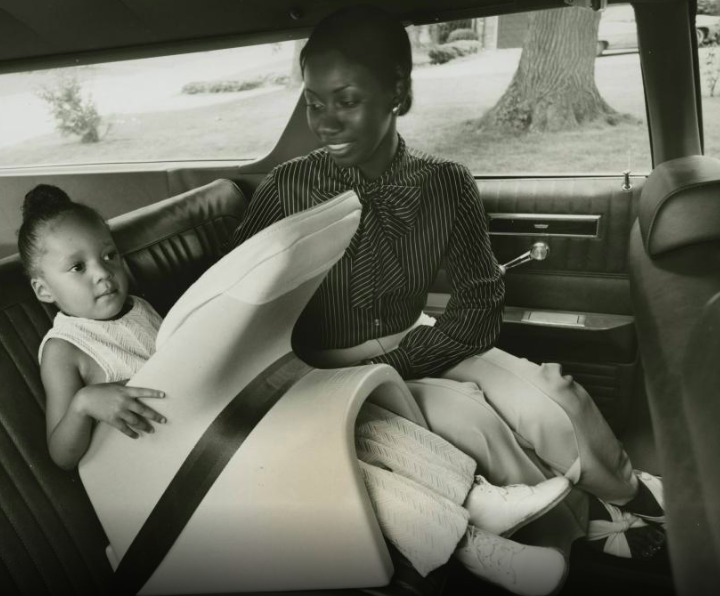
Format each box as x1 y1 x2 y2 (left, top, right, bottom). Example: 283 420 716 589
0 42 304 167
698 2 720 157
0 6 651 174
400 4 652 174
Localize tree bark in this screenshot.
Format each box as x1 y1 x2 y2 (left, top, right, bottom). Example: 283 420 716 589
479 7 629 133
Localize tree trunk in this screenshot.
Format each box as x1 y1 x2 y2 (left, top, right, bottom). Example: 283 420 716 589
479 7 627 133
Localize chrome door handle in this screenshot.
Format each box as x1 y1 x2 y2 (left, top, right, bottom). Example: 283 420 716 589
499 242 550 275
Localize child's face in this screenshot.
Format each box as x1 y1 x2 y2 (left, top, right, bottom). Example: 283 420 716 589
31 214 129 320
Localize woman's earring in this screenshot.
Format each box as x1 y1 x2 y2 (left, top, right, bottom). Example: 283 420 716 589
392 105 400 114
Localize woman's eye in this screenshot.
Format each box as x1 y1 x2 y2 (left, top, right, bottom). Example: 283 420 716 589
339 99 358 108
305 102 323 112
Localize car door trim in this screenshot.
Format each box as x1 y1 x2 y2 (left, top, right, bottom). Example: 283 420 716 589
488 213 601 237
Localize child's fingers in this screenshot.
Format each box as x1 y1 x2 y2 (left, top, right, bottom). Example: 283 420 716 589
109 420 139 439
122 410 155 434
125 386 166 399
128 399 167 424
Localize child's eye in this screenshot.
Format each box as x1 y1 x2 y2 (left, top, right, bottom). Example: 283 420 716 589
104 251 118 262
69 262 85 273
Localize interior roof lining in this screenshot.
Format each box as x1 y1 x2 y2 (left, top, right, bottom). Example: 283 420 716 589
0 0 624 75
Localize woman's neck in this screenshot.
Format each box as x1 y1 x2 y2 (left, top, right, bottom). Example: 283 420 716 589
358 128 399 181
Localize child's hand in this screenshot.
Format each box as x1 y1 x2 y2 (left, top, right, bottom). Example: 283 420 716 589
75 383 167 439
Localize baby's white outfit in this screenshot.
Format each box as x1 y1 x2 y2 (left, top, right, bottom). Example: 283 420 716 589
38 296 162 383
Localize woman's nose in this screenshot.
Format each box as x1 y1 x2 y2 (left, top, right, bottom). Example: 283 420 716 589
315 108 342 135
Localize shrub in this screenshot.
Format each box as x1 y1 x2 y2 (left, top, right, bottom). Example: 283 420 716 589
181 73 288 95
432 19 474 44
698 0 719 16
428 40 481 65
447 28 479 43
38 75 102 143
702 43 720 96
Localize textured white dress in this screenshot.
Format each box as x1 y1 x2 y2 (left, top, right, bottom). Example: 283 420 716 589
38 296 474 576
38 296 162 382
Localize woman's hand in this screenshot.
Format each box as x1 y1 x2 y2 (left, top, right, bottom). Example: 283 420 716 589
74 383 166 439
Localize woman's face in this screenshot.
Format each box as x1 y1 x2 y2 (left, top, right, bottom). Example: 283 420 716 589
303 51 399 180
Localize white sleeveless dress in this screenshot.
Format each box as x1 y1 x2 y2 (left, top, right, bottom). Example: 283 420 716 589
38 295 473 576
38 296 162 382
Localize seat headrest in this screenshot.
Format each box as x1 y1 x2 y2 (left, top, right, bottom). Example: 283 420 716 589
639 155 720 256
110 179 247 254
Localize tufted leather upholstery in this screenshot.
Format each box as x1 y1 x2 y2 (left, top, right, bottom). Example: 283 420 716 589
628 155 720 596
0 178 445 596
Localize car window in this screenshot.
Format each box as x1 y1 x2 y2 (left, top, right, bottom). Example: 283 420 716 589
698 4 720 158
0 42 304 168
400 4 651 175
0 5 652 175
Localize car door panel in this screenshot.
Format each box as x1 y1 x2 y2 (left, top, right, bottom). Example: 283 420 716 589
429 175 644 434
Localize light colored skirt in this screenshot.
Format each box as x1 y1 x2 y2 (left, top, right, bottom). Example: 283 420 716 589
355 402 475 576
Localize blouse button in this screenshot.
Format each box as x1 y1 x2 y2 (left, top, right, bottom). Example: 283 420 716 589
374 318 380 327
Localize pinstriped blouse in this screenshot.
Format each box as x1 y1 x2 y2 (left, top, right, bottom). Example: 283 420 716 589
230 136 505 380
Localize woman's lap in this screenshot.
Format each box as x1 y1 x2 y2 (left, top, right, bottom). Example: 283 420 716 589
406 374 588 551
441 348 637 503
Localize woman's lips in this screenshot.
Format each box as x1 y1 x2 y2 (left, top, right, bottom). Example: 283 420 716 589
326 142 353 156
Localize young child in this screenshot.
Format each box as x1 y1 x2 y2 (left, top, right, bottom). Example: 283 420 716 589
20 184 572 596
18 184 167 471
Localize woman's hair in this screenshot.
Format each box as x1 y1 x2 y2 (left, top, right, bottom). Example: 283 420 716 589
300 4 414 115
18 184 106 276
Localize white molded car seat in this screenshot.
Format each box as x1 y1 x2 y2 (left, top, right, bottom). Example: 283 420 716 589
79 190 427 594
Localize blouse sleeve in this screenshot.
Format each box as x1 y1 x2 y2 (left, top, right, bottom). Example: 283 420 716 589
369 167 506 380
229 170 285 249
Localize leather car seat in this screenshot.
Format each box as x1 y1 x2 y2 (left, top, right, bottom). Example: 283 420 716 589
79 190 428 595
682 290 720 569
627 155 720 596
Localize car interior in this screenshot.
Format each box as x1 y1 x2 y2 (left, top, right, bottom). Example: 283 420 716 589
0 0 718 595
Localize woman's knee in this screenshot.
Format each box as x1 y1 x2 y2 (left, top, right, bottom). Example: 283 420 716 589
406 378 510 437
535 363 597 418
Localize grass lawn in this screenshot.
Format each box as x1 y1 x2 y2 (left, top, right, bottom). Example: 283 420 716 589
0 50 718 173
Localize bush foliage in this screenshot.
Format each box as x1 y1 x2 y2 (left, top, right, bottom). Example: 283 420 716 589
428 40 481 65
38 76 102 143
698 0 719 15
182 73 288 95
447 28 479 42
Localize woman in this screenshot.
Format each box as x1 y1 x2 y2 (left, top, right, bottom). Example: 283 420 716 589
231 2 665 568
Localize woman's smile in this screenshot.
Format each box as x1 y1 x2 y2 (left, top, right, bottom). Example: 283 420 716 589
325 142 354 156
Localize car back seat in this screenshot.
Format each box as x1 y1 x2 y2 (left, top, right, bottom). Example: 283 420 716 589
0 178 445 596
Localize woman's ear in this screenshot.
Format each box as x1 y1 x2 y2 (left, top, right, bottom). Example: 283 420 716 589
31 277 55 304
393 78 410 114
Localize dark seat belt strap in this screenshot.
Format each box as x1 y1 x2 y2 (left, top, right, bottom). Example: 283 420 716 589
114 352 312 595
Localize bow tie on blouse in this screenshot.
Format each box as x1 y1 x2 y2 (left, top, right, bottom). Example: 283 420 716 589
349 181 422 309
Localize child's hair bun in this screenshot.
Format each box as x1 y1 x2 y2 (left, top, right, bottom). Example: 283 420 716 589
22 184 72 223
